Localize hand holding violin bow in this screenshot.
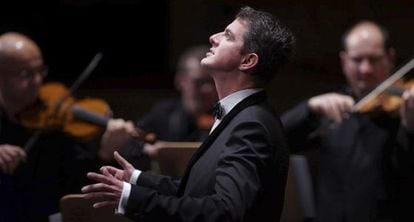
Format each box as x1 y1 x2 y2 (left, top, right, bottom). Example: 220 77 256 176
308 57 414 133
354 57 414 131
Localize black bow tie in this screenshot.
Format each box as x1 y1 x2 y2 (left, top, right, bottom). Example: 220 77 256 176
212 102 223 120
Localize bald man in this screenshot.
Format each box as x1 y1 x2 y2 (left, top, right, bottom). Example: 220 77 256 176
282 21 414 221
0 33 44 175
0 32 99 222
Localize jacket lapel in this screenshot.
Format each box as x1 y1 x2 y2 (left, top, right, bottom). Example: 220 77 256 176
177 91 267 196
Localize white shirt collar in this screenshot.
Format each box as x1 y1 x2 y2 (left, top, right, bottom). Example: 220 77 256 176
219 88 263 118
210 88 263 133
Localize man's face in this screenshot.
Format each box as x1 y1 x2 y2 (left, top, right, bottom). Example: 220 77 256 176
178 58 217 115
340 28 394 98
0 49 44 116
201 18 248 73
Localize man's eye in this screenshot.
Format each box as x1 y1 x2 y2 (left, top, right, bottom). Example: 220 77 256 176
224 32 232 40
370 56 383 63
351 57 362 63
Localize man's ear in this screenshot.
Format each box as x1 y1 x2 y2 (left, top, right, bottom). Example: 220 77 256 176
387 47 396 65
239 53 258 71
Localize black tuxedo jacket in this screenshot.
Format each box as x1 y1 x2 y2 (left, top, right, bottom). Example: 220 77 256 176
125 91 289 222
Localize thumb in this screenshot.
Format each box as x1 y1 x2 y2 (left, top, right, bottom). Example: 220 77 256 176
104 166 121 176
114 151 132 170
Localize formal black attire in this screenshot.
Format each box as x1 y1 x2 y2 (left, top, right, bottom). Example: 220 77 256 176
281 89 414 222
123 91 289 222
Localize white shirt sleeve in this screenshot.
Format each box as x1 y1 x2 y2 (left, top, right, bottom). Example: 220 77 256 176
130 169 141 184
116 182 131 215
116 170 142 214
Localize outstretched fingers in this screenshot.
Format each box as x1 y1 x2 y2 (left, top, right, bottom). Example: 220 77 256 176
82 167 124 209
86 172 116 185
102 165 121 175
114 151 133 169
82 181 118 193
83 171 122 193
93 201 119 209
83 190 119 199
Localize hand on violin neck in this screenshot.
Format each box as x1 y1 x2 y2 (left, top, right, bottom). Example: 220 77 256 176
99 118 135 162
308 93 355 123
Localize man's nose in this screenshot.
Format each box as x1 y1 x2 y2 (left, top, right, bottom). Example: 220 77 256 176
34 71 43 83
209 32 221 46
359 59 374 74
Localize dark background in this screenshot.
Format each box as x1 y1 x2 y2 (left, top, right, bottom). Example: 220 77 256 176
0 0 171 89
1 0 414 119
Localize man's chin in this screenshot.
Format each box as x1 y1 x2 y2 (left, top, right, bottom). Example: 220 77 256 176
200 56 214 66
200 58 208 67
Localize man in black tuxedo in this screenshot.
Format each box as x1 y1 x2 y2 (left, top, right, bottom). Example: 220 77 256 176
82 6 295 222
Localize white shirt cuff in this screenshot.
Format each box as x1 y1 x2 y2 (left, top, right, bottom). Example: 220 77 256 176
115 170 141 215
130 169 141 184
116 182 131 215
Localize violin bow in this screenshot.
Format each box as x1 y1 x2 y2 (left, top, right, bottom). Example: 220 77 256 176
24 52 103 153
309 56 414 139
68 52 103 96
352 56 414 112
53 52 103 121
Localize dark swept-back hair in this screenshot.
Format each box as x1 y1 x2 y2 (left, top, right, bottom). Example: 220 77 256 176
236 6 295 86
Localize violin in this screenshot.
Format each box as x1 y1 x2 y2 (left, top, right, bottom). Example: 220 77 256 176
196 114 214 130
352 57 414 116
309 57 414 139
19 82 108 140
357 79 414 116
19 82 157 143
